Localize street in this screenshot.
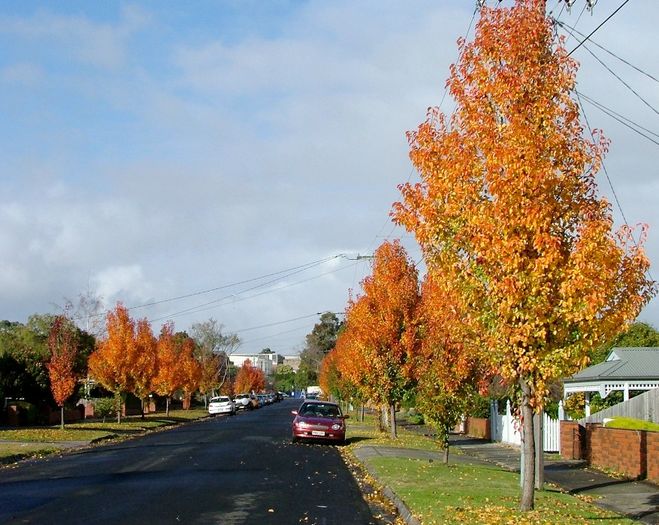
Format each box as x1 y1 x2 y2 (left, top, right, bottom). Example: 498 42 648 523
0 399 377 525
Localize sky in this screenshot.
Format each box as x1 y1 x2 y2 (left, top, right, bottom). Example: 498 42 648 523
1 0 657 356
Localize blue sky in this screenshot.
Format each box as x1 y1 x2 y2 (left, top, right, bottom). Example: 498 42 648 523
1 1 658 354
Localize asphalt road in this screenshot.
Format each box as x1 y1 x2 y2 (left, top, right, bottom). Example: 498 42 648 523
0 399 377 525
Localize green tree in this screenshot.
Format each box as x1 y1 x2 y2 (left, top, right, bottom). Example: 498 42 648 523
591 321 659 364
298 312 342 382
273 364 296 393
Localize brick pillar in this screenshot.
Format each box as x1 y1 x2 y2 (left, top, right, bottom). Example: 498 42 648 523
560 420 584 460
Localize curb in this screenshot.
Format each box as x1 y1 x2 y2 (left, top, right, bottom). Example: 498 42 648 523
379 483 421 525
352 448 421 525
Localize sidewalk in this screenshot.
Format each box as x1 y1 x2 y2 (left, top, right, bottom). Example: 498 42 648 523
449 434 659 524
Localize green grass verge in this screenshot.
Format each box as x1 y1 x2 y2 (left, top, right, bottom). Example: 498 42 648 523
344 411 451 453
368 457 636 525
0 409 210 446
606 417 659 432
0 428 115 442
344 413 635 524
0 443 60 462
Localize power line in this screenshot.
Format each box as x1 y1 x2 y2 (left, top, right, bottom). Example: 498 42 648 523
567 0 631 56
576 90 659 147
127 254 342 312
575 91 655 284
578 41 658 116
556 20 658 83
149 260 361 323
233 313 323 334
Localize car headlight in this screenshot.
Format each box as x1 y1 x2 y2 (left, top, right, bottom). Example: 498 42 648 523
297 421 310 428
331 424 342 431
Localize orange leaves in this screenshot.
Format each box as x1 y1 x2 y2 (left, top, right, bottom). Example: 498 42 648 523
392 0 655 410
333 241 419 407
234 359 265 394
89 305 203 410
88 304 136 397
47 315 78 408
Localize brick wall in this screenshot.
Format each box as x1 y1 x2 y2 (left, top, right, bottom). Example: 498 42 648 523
648 432 659 483
464 417 490 440
560 420 584 460
561 421 658 482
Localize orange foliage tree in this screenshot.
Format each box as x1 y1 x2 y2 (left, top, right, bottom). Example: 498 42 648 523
414 273 492 463
234 359 265 394
47 315 79 429
152 323 184 416
393 0 655 509
178 334 201 409
337 240 419 439
88 304 136 423
132 318 158 417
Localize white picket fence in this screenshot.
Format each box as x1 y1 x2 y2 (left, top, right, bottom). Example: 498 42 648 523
490 400 561 453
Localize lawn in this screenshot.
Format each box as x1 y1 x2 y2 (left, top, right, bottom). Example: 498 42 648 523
367 457 636 525
606 417 659 432
343 415 635 525
0 409 210 462
345 411 449 453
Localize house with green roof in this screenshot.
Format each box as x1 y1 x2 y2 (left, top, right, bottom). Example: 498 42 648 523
563 347 659 417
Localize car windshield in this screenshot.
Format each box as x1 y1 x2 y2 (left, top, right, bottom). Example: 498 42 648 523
299 403 341 418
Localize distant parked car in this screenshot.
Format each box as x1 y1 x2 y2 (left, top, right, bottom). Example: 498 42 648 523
234 393 253 410
291 400 348 444
208 396 235 416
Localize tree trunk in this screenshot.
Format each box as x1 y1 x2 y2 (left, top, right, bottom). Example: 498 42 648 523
166 397 170 417
360 404 365 422
520 380 536 511
116 393 122 424
140 398 146 420
443 424 450 464
389 403 397 439
60 406 64 430
378 406 389 433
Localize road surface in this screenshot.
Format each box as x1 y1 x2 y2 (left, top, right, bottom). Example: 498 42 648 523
0 399 378 525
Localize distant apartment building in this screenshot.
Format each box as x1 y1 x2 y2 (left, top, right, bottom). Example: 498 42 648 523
230 352 283 376
282 356 301 372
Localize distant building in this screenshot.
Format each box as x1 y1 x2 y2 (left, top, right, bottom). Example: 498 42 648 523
282 356 301 372
230 352 282 376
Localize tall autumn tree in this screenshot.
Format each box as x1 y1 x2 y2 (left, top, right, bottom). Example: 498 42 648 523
47 315 79 429
152 323 183 416
393 0 655 510
414 273 491 463
339 240 419 439
131 318 158 418
178 334 201 409
234 359 265 394
88 304 137 423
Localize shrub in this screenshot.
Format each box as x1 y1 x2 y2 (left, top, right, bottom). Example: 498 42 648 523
93 398 116 422
407 412 424 425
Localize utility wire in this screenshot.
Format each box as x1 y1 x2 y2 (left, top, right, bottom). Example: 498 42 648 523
233 313 323 334
575 90 655 284
576 90 659 147
127 254 341 312
578 42 658 115
567 0 631 56
557 20 658 83
149 261 360 323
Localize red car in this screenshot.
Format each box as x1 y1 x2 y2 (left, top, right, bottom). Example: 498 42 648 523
291 400 348 444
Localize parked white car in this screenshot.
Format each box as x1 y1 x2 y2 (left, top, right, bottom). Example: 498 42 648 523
208 396 235 416
234 393 256 410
